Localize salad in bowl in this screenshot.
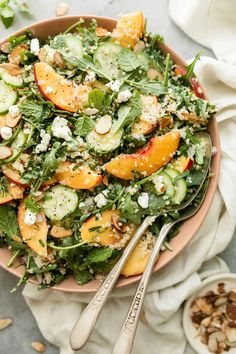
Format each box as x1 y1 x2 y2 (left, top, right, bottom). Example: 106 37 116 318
0 12 217 289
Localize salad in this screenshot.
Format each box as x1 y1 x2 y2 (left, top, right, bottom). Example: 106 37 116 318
0 12 216 289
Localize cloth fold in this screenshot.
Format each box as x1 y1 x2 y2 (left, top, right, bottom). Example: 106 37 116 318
23 1 236 353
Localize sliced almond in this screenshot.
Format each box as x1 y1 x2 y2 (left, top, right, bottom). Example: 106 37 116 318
226 303 236 320
53 51 65 68
6 112 22 128
96 27 111 38
147 68 163 80
56 2 70 16
159 116 173 129
111 214 126 234
0 42 11 54
38 47 47 62
102 175 109 186
0 318 12 330
0 146 12 159
133 40 145 53
31 341 46 353
95 115 112 135
50 225 73 238
0 63 23 76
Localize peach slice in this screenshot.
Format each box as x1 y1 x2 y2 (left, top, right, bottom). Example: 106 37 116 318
131 95 159 136
112 11 145 48
81 209 136 246
0 182 24 204
121 240 152 276
34 62 92 112
8 44 29 65
172 156 193 173
56 162 102 190
105 131 180 180
18 201 48 257
1 164 28 187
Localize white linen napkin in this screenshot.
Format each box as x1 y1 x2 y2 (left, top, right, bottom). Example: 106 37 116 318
22 1 236 353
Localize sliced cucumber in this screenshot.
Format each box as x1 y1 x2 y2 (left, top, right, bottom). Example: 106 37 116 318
42 185 78 221
158 171 175 198
0 80 17 114
50 34 83 66
164 168 187 204
94 42 123 79
86 127 122 154
2 130 28 164
0 68 23 88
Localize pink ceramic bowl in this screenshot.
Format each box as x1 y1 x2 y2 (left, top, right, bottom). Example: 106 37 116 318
0 15 220 292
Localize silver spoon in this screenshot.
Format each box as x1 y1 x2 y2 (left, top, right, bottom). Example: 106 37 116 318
70 132 212 351
112 180 209 354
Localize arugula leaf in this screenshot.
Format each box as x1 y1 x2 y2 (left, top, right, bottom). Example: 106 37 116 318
118 48 142 72
146 194 167 214
186 170 205 186
183 51 202 81
164 53 170 88
120 194 142 224
75 116 93 137
74 270 93 285
0 4 14 28
77 55 112 81
88 89 106 110
87 247 113 263
0 205 18 238
126 79 166 96
114 91 142 133
24 197 42 213
19 101 51 129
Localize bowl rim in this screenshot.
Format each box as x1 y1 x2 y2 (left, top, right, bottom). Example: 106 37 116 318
0 15 221 292
183 272 236 354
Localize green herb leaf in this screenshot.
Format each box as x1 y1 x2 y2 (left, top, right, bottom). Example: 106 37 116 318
87 247 113 263
0 205 18 238
164 53 170 88
120 194 142 224
24 197 42 213
75 115 93 137
184 51 202 81
118 48 142 72
0 5 14 28
88 89 106 111
77 55 112 80
126 79 166 96
74 270 93 285
0 176 8 196
19 100 51 129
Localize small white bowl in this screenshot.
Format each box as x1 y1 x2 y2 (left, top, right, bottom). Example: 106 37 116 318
183 272 236 354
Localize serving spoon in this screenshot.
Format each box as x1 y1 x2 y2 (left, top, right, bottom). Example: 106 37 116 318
70 132 212 351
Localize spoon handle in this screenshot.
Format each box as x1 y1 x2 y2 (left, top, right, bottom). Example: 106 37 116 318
112 221 174 354
70 216 155 351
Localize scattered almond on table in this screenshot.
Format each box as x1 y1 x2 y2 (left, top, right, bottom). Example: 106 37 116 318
190 283 236 353
56 2 70 16
31 341 46 353
0 318 12 330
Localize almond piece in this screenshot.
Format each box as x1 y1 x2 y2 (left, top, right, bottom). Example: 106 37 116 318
0 42 11 54
147 68 163 80
56 2 70 16
0 146 12 159
53 51 65 68
0 318 12 330
31 341 46 353
0 63 23 76
111 214 126 234
133 40 145 53
229 290 236 302
95 115 112 135
6 112 22 128
96 27 111 38
50 225 73 238
226 303 236 320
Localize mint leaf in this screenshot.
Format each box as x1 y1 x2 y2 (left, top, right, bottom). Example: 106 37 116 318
74 270 93 285
118 48 141 72
87 247 113 263
0 205 18 238
1 5 14 28
24 197 42 213
75 116 93 137
19 101 51 129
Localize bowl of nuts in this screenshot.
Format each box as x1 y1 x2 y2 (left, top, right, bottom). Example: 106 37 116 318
183 273 236 354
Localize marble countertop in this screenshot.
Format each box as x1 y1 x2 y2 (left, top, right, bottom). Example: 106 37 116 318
0 1 235 353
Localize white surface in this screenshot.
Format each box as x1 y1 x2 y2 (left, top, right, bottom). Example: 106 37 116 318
183 273 236 354
23 2 236 354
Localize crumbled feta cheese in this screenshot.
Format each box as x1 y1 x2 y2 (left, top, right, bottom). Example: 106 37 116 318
187 145 196 159
79 197 94 209
9 105 19 118
179 127 187 140
94 190 108 208
116 89 132 103
24 210 37 225
105 80 121 92
84 71 96 83
45 86 54 94
35 129 51 153
0 126 12 140
126 185 139 196
30 38 40 56
152 175 165 193
52 116 72 141
84 108 99 116
138 193 149 209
